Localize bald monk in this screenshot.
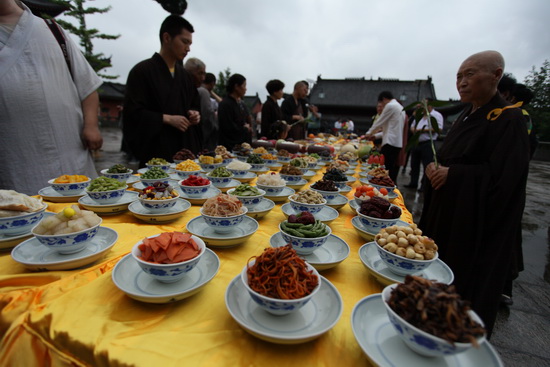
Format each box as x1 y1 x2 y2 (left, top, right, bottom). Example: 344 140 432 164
419 50 529 336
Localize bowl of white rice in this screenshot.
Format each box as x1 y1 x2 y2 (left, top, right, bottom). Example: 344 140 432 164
226 160 252 177
256 172 286 195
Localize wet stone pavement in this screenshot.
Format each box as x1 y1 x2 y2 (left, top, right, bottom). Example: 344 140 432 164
95 127 550 367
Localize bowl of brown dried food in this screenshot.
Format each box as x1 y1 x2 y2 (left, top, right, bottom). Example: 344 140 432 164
367 176 396 194
355 197 401 233
382 275 486 357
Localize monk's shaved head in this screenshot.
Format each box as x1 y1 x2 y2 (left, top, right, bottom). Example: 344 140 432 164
463 50 505 75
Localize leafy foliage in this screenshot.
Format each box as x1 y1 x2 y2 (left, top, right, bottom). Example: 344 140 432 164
214 68 231 98
56 0 120 80
524 60 550 142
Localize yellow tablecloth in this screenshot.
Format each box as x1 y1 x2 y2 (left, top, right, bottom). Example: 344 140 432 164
0 166 412 366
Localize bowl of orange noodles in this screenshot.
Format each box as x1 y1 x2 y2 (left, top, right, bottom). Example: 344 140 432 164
241 245 320 316
200 194 248 233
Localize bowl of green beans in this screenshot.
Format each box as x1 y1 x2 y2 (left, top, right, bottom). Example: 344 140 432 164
86 177 127 204
140 167 171 186
279 219 332 255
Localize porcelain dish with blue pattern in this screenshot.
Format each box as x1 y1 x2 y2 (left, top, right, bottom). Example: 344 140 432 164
112 248 220 303
351 294 502 367
185 215 259 247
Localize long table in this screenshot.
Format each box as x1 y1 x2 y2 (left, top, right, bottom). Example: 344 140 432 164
0 165 412 366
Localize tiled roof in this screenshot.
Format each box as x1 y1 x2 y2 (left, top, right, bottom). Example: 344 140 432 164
98 82 126 100
309 77 437 108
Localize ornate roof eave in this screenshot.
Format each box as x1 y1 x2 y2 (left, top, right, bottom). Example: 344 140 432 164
21 0 70 18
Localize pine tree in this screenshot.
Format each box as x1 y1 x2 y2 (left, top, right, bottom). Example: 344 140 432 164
524 60 550 141
214 68 232 98
56 0 120 80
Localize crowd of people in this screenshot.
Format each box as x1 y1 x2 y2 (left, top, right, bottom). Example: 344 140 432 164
0 6 539 340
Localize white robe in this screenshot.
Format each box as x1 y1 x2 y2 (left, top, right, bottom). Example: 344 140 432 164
0 4 102 195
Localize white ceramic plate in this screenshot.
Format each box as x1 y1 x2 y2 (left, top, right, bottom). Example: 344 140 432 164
351 294 502 366
302 170 315 178
225 275 343 344
266 163 282 169
286 178 308 189
281 203 339 224
325 194 348 210
78 191 139 214
38 186 85 203
270 232 349 271
132 180 179 191
245 198 275 220
339 185 352 193
128 198 191 223
234 172 257 183
186 215 259 247
112 249 220 303
211 178 240 192
0 212 54 251
126 175 140 185
351 216 410 242
250 167 269 173
176 186 222 205
263 187 295 203
11 227 118 271
358 242 454 286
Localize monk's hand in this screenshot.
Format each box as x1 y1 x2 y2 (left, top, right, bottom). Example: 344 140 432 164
426 163 449 190
188 110 200 125
163 114 190 132
82 125 103 151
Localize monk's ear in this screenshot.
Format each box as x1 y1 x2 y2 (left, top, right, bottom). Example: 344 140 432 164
495 67 504 82
161 32 171 45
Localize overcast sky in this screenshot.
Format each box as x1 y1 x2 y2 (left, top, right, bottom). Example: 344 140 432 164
66 0 550 102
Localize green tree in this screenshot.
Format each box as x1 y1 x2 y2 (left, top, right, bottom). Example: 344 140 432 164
214 68 231 98
56 0 120 79
524 60 550 141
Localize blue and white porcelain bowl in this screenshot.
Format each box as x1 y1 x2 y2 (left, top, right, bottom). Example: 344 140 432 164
280 174 303 183
289 197 327 215
263 159 277 166
355 207 399 233
199 206 248 233
249 163 266 171
332 179 349 190
100 168 133 183
227 168 250 177
199 162 223 172
174 169 201 179
381 284 486 357
140 177 171 186
131 234 206 283
139 192 180 213
367 179 396 194
0 204 47 236
255 183 285 195
278 221 332 255
86 185 128 205
277 156 291 163
235 155 248 162
310 187 341 202
223 158 234 165
178 181 211 198
240 259 321 315
226 188 266 210
145 163 170 172
206 173 234 185
375 240 438 276
31 218 102 254
319 156 333 163
307 162 318 169
48 178 91 196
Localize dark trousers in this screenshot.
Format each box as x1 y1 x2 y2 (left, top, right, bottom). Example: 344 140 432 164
381 144 401 183
409 141 434 187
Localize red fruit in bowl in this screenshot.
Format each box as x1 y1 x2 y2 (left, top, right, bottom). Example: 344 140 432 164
288 214 298 223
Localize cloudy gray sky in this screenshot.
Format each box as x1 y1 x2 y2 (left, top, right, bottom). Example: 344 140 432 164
68 0 550 102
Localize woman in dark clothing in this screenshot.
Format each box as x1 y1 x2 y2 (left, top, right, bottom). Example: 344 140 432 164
218 74 252 150
260 79 285 139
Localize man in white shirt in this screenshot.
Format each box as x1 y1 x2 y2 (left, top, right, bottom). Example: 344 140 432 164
405 102 444 190
365 91 405 183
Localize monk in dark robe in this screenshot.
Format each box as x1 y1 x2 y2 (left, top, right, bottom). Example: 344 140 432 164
419 51 529 336
123 15 202 167
281 81 309 141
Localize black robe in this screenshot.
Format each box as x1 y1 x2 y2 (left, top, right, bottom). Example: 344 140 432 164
218 95 251 150
281 95 308 140
122 53 202 167
419 93 529 334
260 96 283 139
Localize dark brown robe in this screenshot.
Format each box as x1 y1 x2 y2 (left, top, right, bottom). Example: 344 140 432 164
123 53 202 167
419 93 529 335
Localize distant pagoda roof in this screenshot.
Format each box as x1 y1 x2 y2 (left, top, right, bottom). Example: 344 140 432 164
21 0 70 18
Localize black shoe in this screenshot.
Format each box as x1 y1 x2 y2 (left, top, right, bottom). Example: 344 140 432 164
500 294 513 306
404 183 417 189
